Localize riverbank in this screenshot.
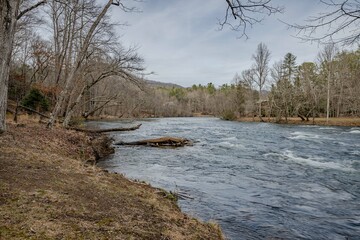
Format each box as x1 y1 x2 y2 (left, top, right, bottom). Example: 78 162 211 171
89 114 360 127
236 117 360 127
0 121 223 239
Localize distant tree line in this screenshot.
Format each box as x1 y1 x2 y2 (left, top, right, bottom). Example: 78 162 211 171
1 1 359 132
7 35 360 122
257 44 360 122
106 44 359 122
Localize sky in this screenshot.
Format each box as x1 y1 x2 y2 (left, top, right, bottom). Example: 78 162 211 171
110 0 338 87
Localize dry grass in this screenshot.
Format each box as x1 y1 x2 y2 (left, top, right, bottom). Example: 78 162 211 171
0 119 224 239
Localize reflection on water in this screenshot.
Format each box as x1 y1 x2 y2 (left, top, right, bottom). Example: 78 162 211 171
93 118 360 240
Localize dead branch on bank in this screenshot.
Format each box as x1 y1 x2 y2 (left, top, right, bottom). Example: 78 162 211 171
18 105 50 119
116 136 193 148
69 124 142 133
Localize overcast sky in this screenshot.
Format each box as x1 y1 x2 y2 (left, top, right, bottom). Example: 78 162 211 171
110 0 338 87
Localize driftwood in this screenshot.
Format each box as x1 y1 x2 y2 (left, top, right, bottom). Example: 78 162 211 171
174 192 194 200
116 136 192 148
69 124 142 133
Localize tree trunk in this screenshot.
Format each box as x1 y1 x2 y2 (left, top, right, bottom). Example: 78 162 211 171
297 114 306 121
0 0 20 133
336 81 343 117
258 87 262 121
312 109 315 124
47 68 76 127
13 100 19 122
258 100 264 122
63 85 87 127
326 70 331 124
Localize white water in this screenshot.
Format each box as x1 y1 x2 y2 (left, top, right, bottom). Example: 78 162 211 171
94 118 360 240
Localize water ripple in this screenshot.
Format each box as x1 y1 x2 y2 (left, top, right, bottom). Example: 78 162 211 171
96 118 360 240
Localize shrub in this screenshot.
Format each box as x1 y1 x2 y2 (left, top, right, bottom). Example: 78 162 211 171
221 110 237 121
21 88 49 111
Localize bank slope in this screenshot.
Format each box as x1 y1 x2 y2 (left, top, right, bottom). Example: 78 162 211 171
0 123 223 240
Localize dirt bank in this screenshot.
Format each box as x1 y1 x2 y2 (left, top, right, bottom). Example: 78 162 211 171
0 122 223 239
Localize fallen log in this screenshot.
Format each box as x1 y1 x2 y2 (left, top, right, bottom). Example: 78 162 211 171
69 124 142 133
19 105 51 119
115 136 192 148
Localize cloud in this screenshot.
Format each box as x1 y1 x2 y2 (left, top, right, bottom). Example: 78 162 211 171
110 0 348 87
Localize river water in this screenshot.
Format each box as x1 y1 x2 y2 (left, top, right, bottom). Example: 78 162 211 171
93 117 360 240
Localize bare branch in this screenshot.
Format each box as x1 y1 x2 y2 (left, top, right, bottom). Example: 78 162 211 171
287 0 360 46
221 0 283 38
17 0 47 20
111 0 138 12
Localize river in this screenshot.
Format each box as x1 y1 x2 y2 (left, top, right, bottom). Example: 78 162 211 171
92 117 360 240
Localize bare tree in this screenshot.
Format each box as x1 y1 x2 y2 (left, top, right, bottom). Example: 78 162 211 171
318 44 338 123
334 50 360 117
240 69 257 117
252 42 270 121
289 0 360 46
62 46 144 126
47 0 131 128
269 60 296 123
28 37 52 85
0 0 46 133
297 62 320 122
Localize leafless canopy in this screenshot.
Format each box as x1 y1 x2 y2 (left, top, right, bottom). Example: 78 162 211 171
221 0 283 38
252 42 270 89
289 0 360 46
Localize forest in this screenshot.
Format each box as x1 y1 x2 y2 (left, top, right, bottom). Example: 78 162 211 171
1 1 360 239
1 0 360 131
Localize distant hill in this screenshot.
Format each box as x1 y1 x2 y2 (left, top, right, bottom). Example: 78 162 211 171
144 79 184 89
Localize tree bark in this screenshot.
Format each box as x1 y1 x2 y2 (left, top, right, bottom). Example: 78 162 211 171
258 99 264 122
13 101 19 122
326 69 331 124
0 0 20 133
63 85 87 127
